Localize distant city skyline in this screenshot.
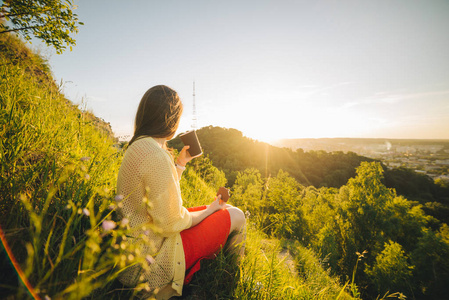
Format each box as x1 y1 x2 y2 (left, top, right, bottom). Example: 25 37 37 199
32 0 449 142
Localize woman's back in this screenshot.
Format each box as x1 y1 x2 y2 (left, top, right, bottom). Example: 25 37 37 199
116 137 192 298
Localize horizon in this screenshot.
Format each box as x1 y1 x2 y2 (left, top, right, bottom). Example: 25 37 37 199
274 136 449 141
29 0 449 142
167 125 449 145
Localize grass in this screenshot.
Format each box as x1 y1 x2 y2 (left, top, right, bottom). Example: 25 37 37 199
1 32 353 299
1 32 130 299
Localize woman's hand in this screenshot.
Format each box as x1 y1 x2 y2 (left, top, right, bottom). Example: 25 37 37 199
206 195 227 213
189 196 227 228
177 145 202 167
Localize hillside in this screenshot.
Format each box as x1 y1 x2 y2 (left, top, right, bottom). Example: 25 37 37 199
170 126 449 225
4 31 449 300
0 32 124 298
170 129 449 298
0 33 352 299
169 126 376 187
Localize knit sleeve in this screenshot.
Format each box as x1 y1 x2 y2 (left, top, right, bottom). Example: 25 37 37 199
141 150 192 237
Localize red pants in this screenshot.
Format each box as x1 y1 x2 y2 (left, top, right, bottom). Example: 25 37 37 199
180 206 231 284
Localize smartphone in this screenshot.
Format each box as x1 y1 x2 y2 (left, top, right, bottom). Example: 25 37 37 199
217 187 230 203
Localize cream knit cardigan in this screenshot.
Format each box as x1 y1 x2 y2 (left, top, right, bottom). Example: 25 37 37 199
117 137 192 299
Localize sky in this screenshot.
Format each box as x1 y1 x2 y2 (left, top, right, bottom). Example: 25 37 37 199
33 0 449 142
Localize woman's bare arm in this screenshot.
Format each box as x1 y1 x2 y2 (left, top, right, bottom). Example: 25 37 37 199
189 197 226 228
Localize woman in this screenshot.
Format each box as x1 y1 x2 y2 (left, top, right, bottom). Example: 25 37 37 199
116 85 246 299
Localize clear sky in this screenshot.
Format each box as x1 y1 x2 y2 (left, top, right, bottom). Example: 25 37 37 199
36 0 449 142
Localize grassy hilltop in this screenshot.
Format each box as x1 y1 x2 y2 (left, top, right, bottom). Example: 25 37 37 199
0 33 352 299
5 30 449 300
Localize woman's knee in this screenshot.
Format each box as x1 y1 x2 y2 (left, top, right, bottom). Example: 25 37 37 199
227 206 246 232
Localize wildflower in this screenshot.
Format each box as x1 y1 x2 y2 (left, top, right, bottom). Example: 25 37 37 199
115 194 124 202
121 218 129 226
146 255 156 265
254 281 264 291
356 250 368 260
82 208 90 216
80 156 91 161
44 296 51 300
102 220 116 232
84 174 91 180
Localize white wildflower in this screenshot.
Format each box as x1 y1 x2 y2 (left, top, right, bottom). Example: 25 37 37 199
102 220 116 232
114 194 124 202
82 208 90 216
121 218 129 226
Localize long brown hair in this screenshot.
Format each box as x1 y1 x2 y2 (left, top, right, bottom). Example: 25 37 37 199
128 85 183 147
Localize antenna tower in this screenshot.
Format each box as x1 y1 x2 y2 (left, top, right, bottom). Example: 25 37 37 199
192 81 198 130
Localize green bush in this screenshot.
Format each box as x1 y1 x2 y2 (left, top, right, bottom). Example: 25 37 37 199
365 241 414 296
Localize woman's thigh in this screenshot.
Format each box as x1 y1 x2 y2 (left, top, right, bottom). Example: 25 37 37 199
181 208 231 269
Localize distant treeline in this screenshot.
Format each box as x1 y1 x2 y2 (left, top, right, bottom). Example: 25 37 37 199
276 137 449 148
169 126 449 225
170 126 376 187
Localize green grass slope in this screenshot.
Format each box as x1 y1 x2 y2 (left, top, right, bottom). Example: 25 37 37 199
0 33 351 299
1 32 125 299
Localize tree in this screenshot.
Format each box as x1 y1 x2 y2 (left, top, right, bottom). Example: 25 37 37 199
0 0 83 53
411 229 449 298
232 168 264 214
365 241 414 296
266 170 305 239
